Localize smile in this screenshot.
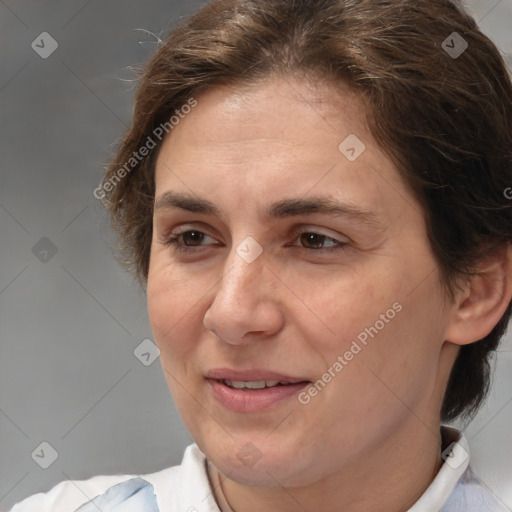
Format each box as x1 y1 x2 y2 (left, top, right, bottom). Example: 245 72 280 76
222 379 295 389
205 368 311 412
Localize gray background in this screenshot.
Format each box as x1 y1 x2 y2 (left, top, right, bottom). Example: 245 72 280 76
0 1 511 510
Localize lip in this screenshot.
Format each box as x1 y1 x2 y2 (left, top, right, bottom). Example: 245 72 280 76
205 368 311 413
205 368 309 383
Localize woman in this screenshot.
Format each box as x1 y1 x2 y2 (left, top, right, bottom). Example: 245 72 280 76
10 0 512 510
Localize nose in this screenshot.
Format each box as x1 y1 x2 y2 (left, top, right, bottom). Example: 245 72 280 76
203 243 284 345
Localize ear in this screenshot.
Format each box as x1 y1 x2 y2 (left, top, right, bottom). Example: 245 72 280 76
445 244 512 345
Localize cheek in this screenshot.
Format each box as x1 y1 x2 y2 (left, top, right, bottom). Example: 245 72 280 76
147 264 206 414
293 267 389 355
334 282 447 418
300 266 444 407
147 260 204 359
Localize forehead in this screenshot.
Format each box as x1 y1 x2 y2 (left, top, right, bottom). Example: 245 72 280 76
157 76 367 161
153 76 416 222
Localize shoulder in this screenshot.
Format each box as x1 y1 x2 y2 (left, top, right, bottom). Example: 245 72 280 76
8 443 219 512
441 466 510 512
7 454 184 512
8 474 139 512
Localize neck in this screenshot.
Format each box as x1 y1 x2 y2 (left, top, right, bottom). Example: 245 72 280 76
214 418 444 512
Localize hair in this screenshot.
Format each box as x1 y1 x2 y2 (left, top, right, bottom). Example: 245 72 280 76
100 0 512 423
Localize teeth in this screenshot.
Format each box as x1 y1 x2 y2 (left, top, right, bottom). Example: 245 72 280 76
223 379 283 389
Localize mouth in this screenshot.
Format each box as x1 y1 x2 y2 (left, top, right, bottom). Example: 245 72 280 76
221 379 303 390
205 369 311 412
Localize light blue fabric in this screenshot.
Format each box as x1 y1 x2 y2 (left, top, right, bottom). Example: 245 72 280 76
440 467 510 512
73 478 159 512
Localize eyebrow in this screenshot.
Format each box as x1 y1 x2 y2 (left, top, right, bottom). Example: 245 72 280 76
154 191 384 229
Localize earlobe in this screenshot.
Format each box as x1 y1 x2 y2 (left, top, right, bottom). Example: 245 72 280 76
445 244 512 346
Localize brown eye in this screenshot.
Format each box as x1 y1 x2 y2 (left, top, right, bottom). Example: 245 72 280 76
290 228 348 254
181 230 206 246
300 232 329 249
161 229 217 254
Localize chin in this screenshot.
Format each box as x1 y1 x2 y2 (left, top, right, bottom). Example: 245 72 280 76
202 436 324 488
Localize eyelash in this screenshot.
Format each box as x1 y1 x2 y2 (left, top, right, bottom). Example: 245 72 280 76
161 228 347 255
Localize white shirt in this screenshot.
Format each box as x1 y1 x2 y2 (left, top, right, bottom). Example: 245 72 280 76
7 426 508 512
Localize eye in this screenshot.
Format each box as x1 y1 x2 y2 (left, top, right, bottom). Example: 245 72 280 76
161 229 218 254
290 229 348 253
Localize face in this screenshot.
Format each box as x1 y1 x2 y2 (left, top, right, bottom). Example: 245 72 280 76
147 76 457 488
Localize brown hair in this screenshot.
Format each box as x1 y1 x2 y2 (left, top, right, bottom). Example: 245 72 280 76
100 0 512 423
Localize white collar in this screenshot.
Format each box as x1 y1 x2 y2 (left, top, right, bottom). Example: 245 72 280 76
408 425 470 511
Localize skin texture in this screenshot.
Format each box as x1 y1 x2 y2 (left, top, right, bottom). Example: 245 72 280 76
147 76 512 512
